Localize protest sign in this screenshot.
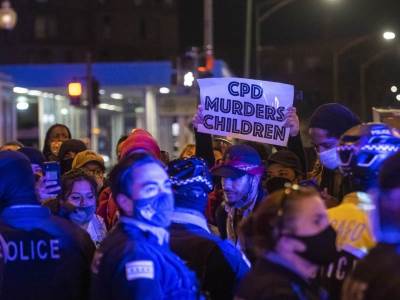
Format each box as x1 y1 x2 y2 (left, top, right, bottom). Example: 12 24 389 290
197 77 294 146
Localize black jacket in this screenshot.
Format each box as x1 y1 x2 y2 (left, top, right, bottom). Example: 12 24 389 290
169 212 249 300
347 243 400 300
0 205 95 300
236 256 327 300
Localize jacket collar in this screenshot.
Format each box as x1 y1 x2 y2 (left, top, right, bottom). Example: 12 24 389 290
119 216 169 246
171 208 210 233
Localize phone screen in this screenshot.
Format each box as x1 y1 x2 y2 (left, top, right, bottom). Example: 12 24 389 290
44 162 61 186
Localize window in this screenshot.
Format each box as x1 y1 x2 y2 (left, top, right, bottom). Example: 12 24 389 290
140 19 146 40
34 17 46 39
34 16 58 39
102 15 111 40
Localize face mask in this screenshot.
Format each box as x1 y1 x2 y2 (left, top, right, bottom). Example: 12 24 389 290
60 158 73 175
69 205 96 226
319 147 340 170
265 177 292 194
133 192 174 228
290 225 338 265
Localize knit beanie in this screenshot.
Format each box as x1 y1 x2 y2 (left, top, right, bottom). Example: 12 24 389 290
120 129 161 159
0 151 38 211
18 147 46 166
309 103 361 138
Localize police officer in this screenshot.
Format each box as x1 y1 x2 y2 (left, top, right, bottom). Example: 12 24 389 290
168 157 250 300
90 152 200 300
342 148 400 299
319 123 400 299
0 150 95 300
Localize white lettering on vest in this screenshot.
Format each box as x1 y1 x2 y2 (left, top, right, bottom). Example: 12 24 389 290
5 239 62 262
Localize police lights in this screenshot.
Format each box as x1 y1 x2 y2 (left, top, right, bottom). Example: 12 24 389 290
67 81 82 106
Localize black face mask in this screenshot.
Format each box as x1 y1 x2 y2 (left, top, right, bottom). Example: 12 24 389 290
265 177 292 194
290 225 338 265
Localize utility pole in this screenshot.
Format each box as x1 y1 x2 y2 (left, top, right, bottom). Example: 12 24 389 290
203 0 214 71
244 0 253 78
86 52 98 151
204 0 213 53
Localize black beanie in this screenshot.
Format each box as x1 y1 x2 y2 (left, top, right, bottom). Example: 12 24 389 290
58 139 87 160
379 151 400 190
0 151 38 211
18 147 46 166
309 103 361 138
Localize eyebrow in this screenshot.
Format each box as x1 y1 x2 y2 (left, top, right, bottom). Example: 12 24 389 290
140 181 159 187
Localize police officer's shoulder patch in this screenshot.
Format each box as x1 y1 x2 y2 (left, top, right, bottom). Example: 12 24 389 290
125 260 154 281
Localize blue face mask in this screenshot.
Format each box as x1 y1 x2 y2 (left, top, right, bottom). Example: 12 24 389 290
319 147 340 170
133 192 174 228
69 205 96 226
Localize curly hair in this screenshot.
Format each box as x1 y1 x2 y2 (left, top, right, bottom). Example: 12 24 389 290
58 168 98 202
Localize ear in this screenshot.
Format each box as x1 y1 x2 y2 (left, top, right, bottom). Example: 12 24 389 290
115 193 134 217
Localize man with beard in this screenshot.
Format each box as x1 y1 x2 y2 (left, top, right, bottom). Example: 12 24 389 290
211 144 264 248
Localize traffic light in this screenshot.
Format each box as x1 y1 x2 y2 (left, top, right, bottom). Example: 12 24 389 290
68 81 82 106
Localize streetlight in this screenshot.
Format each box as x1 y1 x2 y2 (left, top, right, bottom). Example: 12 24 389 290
391 85 398 93
0 1 17 30
383 31 396 40
333 31 396 100
396 94 400 102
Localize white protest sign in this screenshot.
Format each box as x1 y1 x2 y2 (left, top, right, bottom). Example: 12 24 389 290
197 77 294 146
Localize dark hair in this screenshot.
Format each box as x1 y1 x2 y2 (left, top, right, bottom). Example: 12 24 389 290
42 124 72 159
239 185 319 257
116 135 128 155
109 152 164 199
58 168 98 202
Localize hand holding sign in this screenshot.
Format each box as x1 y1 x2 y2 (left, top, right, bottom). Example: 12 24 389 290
196 77 294 146
192 105 204 130
284 107 300 137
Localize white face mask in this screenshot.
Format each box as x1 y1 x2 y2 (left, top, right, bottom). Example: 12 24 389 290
319 147 340 170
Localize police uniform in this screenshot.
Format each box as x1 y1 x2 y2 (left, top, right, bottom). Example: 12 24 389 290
170 209 250 300
0 205 95 300
90 217 200 300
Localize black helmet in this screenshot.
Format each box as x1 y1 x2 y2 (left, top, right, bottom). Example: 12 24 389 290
337 123 400 178
167 157 213 193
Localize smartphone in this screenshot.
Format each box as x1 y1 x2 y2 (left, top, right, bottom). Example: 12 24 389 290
43 161 61 187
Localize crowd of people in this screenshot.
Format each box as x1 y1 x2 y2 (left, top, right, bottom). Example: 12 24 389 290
0 101 399 300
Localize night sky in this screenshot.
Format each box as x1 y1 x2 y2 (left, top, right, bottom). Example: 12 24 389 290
178 0 400 75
